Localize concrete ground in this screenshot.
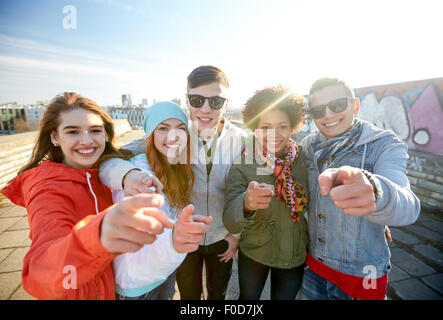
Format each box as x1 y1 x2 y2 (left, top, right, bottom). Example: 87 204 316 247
0 130 441 300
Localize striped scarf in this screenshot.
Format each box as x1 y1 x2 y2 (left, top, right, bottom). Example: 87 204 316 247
258 139 307 222
312 119 364 171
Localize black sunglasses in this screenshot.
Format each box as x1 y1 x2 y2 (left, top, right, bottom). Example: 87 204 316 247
308 97 354 119
187 94 227 110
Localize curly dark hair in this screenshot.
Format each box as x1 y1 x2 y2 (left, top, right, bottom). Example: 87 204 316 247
242 85 306 131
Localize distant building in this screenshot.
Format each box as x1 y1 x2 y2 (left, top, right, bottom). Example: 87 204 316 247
172 98 181 106
121 94 132 107
24 105 46 130
142 98 148 107
108 106 146 129
0 102 27 133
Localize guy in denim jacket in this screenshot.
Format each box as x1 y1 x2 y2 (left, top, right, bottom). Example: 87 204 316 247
298 77 420 300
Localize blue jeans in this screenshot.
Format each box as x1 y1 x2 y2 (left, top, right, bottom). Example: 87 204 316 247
238 249 304 300
297 267 356 300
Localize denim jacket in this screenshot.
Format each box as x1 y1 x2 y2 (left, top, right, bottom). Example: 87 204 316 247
301 119 420 279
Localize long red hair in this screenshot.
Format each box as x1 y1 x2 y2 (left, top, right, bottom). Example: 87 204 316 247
145 134 194 212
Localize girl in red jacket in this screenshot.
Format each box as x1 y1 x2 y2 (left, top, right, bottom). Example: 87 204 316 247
1 92 180 299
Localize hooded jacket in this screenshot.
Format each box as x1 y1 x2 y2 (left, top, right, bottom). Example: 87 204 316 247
301 120 420 280
1 160 117 300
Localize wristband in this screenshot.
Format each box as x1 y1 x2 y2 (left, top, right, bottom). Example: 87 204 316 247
121 168 142 189
361 169 382 200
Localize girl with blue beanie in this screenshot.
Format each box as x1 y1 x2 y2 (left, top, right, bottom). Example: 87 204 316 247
112 101 212 300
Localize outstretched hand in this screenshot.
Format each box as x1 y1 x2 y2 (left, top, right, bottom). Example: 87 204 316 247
100 193 174 254
318 166 376 216
173 204 212 253
244 181 274 212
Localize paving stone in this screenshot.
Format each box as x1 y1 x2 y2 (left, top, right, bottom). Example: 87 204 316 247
390 278 442 300
0 229 29 249
390 228 421 245
416 214 433 223
0 247 28 272
0 271 22 299
0 205 27 218
413 244 443 267
389 263 412 282
8 216 29 231
0 217 21 233
390 248 436 277
405 225 442 242
0 248 13 263
422 220 443 234
422 274 443 295
9 285 35 300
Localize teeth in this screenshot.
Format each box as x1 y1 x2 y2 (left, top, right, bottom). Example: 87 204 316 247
165 144 179 148
77 148 94 154
199 118 211 121
324 120 340 127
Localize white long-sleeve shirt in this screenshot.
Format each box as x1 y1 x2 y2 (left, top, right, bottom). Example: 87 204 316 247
111 154 186 297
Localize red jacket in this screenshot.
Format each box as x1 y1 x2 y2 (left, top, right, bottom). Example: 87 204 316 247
1 161 118 300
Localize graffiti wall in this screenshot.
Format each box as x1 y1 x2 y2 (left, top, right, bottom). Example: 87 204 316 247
355 78 443 156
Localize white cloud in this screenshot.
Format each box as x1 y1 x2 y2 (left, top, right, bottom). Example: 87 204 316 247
0 34 185 105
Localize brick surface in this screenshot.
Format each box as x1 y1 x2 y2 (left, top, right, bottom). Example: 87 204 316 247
0 248 13 263
0 271 22 299
0 217 21 233
0 230 30 249
390 228 421 245
8 217 29 231
0 205 27 218
389 263 413 282
422 220 443 234
9 285 35 300
405 225 442 242
390 248 436 277
0 247 28 273
390 278 441 300
421 274 443 295
412 244 443 267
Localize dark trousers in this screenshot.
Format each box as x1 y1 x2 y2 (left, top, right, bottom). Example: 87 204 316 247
238 248 305 300
176 239 232 300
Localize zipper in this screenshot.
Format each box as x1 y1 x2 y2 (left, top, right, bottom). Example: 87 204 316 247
203 172 209 245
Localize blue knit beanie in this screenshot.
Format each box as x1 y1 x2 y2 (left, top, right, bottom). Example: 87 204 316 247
143 101 188 137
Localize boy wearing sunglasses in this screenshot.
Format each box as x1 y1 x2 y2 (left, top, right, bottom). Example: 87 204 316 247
298 77 420 300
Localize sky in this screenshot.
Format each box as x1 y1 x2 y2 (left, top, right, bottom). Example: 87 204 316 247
0 0 442 108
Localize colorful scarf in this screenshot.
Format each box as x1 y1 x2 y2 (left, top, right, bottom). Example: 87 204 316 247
258 139 307 222
312 119 364 171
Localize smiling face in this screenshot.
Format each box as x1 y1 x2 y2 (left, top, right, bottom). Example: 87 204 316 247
309 84 360 139
255 109 292 156
187 81 228 138
153 118 188 160
50 108 106 169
